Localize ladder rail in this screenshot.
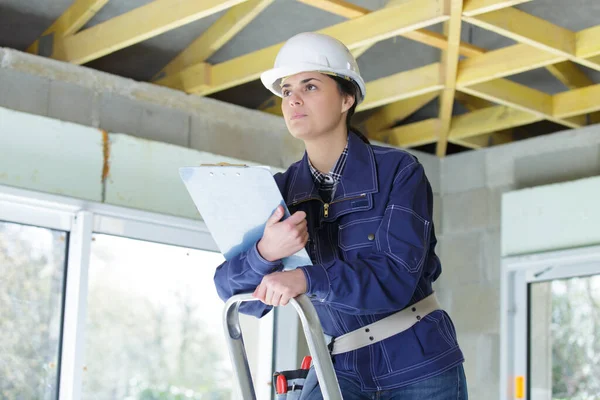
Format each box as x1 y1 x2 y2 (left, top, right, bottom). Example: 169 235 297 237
223 293 343 400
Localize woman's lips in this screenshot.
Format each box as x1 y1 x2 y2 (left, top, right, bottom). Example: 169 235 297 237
291 113 307 120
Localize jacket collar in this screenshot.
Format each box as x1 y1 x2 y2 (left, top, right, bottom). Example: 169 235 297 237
287 131 378 204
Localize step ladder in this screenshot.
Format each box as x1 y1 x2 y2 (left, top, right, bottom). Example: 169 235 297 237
223 293 343 400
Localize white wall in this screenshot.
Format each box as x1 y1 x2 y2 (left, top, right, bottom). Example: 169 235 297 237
502 175 600 256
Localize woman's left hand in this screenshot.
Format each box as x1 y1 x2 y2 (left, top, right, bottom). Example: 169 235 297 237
253 269 307 306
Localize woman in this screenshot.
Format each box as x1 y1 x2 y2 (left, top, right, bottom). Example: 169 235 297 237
213 32 468 399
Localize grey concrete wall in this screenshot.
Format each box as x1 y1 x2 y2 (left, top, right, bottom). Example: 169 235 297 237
0 47 304 169
436 125 600 399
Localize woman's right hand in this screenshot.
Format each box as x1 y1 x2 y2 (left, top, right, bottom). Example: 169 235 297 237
257 205 308 262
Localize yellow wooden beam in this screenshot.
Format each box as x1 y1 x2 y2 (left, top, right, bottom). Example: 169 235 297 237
454 84 515 148
457 43 566 87
450 130 513 148
449 136 488 149
177 0 449 96
365 92 439 134
459 79 585 129
436 0 464 157
546 61 595 90
463 8 575 57
465 9 600 72
376 106 536 149
404 30 486 58
27 0 109 54
462 0 533 17
553 84 600 119
462 8 596 92
454 91 495 110
587 55 600 66
449 106 541 139
51 0 247 65
153 62 212 93
576 25 600 59
358 63 444 111
374 118 439 147
258 95 283 116
153 0 273 81
298 0 486 58
297 0 370 18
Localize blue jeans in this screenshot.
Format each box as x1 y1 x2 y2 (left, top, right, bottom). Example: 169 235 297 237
299 364 468 400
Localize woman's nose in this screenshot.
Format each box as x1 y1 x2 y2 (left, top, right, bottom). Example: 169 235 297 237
288 93 303 106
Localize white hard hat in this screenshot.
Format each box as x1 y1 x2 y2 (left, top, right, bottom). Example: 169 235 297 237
260 32 366 104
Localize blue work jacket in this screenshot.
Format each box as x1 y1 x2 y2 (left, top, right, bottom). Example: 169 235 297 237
213 131 464 391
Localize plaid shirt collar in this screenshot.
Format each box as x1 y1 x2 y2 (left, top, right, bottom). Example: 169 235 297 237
308 138 348 188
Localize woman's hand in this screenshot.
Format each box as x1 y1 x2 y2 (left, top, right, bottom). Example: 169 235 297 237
257 205 308 262
253 269 307 306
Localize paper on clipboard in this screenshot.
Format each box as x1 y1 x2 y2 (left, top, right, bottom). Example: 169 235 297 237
179 163 312 270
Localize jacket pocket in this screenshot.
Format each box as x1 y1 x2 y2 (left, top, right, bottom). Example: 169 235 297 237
338 216 383 252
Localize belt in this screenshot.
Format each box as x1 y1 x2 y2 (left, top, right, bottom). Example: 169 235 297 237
329 293 441 355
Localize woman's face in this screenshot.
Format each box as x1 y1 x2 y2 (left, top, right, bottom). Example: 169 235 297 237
280 72 354 141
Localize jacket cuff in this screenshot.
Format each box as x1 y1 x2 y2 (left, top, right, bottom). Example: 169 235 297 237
247 241 282 275
299 265 331 300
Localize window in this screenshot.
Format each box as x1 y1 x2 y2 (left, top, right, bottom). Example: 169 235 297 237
0 220 67 399
502 246 600 400
529 275 600 400
0 185 275 400
81 233 263 400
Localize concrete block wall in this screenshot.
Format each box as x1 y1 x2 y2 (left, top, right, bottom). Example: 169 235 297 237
0 106 285 220
436 125 600 399
0 47 304 169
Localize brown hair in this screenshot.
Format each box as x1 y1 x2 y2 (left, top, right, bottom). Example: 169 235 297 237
331 75 370 144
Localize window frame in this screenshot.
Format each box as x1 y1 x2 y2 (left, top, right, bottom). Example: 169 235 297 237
0 183 278 400
501 244 600 400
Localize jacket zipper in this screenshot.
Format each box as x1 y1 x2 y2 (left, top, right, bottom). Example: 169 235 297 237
291 193 367 218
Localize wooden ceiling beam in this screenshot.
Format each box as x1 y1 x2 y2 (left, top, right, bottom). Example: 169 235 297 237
465 10 600 72
462 0 533 17
27 0 109 55
576 25 600 60
50 0 247 65
546 61 596 90
297 0 370 18
436 0 464 157
152 0 274 81
457 43 566 87
374 105 537 148
449 106 541 140
364 92 439 134
553 84 600 119
460 79 585 129
357 63 443 112
372 118 439 147
163 0 449 96
297 0 487 58
450 130 513 149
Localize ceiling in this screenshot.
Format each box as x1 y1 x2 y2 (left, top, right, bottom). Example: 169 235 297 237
1 0 599 156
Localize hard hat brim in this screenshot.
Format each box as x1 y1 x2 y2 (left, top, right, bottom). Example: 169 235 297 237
260 62 366 104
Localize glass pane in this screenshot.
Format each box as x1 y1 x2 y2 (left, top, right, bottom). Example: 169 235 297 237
529 274 600 400
82 234 263 400
0 220 67 400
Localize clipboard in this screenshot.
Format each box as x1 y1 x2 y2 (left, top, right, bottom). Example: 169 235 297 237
179 163 312 270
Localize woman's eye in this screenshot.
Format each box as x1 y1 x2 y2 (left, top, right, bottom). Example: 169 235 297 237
282 90 290 97
306 84 317 91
